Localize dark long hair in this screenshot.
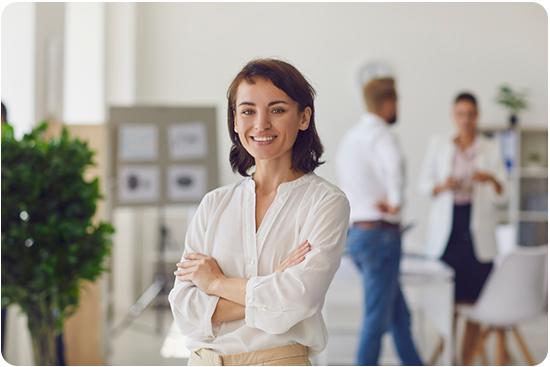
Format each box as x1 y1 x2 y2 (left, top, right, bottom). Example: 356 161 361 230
227 58 324 177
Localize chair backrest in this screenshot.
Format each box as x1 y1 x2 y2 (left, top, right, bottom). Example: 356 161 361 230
495 224 518 255
470 245 548 326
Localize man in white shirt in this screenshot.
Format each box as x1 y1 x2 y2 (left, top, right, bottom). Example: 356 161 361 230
336 78 423 366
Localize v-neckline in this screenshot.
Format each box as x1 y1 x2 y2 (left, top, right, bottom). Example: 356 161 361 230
255 191 278 234
246 172 313 240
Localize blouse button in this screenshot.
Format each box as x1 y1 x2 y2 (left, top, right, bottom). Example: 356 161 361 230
249 259 255 266
247 298 252 304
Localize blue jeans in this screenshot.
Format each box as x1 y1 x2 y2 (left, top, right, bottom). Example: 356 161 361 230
346 226 423 366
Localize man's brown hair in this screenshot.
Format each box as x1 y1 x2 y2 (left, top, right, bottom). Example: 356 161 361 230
363 78 397 112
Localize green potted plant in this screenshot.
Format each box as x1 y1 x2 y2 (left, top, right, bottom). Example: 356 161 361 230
1 122 114 365
496 85 528 126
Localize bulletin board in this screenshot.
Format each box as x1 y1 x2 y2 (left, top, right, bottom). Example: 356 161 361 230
108 106 219 207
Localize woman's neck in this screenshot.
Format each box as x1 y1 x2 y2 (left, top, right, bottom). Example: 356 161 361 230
454 130 477 152
253 159 305 195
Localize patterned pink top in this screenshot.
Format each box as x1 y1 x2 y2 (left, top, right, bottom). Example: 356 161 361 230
452 136 480 205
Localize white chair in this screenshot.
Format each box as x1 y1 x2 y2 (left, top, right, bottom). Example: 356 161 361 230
495 224 518 255
457 245 548 366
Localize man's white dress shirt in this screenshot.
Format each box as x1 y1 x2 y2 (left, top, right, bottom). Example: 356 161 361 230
168 172 350 357
335 112 405 224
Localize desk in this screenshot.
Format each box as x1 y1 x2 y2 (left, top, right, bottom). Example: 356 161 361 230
162 255 455 365
315 254 455 366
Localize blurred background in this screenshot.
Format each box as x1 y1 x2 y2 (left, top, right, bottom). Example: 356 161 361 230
1 2 547 366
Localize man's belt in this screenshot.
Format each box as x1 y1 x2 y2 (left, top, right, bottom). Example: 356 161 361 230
352 220 400 231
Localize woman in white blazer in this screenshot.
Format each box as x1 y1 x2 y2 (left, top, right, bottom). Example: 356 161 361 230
419 92 508 298
418 92 507 361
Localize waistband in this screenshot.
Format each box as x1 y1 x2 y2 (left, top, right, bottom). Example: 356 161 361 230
193 344 309 366
352 220 400 231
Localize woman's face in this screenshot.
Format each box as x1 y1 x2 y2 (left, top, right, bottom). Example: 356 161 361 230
453 100 478 135
234 76 311 165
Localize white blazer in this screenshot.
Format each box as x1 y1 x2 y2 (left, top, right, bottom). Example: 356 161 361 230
418 133 508 263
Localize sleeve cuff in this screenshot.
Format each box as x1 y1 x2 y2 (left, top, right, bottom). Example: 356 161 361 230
387 193 402 208
203 295 221 340
244 276 257 328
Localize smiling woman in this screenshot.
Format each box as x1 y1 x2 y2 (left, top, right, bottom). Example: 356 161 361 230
227 59 324 177
168 59 350 366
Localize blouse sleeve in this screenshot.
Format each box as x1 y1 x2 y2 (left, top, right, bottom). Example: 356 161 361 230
168 193 221 341
244 192 350 334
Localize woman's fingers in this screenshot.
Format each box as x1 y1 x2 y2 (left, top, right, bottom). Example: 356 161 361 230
278 241 311 272
174 267 194 276
291 240 309 256
183 253 207 260
289 256 305 267
177 260 202 268
291 242 311 259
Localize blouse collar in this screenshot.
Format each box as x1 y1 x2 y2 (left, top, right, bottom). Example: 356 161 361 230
245 171 315 193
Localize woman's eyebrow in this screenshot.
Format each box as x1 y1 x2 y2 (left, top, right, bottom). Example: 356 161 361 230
238 100 289 107
268 100 289 106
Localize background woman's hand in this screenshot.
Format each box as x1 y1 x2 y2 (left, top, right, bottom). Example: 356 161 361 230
472 170 494 183
473 170 502 195
275 240 311 273
434 176 461 195
175 253 225 295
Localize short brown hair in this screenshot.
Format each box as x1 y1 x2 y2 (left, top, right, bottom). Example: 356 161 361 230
363 78 397 111
227 58 324 177
455 92 477 108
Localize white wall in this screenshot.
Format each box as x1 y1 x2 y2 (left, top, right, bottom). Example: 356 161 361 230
105 2 136 109
63 2 105 124
34 3 65 124
130 2 547 253
1 2 36 139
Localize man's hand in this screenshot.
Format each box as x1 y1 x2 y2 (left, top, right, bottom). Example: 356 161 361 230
175 254 225 295
275 240 311 273
375 198 399 215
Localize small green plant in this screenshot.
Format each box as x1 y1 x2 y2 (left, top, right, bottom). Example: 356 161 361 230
496 85 528 124
1 122 114 365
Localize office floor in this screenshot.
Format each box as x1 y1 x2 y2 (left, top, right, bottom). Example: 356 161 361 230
106 306 547 366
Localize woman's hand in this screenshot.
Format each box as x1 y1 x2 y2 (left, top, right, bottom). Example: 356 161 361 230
473 171 502 195
433 176 461 196
275 240 311 273
175 254 225 295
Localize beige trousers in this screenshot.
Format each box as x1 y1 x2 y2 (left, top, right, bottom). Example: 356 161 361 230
187 344 312 366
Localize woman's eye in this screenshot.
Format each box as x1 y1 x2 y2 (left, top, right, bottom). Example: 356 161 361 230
242 110 254 115
272 108 285 114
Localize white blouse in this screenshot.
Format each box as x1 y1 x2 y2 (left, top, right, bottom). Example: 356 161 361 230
168 172 350 357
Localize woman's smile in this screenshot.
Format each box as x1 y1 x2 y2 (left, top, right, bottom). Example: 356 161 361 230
250 135 277 144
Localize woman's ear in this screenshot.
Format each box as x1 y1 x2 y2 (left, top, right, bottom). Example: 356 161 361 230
299 107 312 131
233 111 238 132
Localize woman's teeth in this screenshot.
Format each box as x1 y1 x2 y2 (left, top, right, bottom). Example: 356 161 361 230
253 136 275 142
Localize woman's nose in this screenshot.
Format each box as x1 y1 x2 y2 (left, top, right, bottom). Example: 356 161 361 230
254 112 271 131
